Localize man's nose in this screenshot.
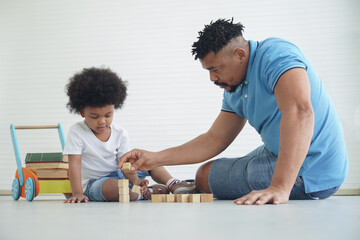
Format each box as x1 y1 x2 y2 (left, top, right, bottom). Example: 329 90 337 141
209 71 219 82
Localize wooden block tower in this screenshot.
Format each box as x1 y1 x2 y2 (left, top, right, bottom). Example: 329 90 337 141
118 179 130 203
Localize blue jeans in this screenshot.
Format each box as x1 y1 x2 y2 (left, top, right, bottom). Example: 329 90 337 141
83 170 150 202
209 145 339 200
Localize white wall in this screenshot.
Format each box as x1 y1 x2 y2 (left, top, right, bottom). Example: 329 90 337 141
0 0 359 191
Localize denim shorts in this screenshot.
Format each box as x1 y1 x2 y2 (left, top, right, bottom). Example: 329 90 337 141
83 170 150 202
209 145 339 200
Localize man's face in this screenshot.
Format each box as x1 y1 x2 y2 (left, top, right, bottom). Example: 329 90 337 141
200 49 244 93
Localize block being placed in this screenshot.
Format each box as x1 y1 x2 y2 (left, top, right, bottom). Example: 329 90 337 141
164 194 175 202
200 194 214 202
121 162 132 173
189 194 201 203
119 194 130 203
131 185 141 195
151 194 164 203
118 179 129 188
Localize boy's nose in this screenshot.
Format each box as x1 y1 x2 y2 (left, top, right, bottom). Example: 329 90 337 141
98 117 106 124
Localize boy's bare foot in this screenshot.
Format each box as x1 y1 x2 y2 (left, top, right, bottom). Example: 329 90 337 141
143 184 169 200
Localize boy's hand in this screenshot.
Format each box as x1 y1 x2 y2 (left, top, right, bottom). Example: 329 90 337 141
133 179 149 195
64 193 89 203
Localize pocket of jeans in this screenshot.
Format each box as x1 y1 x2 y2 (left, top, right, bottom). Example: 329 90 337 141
308 186 340 200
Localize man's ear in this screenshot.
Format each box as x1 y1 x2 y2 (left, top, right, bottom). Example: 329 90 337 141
234 48 246 62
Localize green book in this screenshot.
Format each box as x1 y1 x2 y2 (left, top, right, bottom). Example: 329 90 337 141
25 152 68 163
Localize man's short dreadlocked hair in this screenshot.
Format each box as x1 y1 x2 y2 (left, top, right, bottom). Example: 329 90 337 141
191 18 245 60
66 67 127 114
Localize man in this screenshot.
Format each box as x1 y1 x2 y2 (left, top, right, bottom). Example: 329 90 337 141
119 19 348 205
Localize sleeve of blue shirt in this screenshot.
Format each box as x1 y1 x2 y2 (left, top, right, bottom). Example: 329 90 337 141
221 92 234 113
260 39 308 92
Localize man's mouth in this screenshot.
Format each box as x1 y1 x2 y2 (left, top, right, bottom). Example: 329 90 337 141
214 81 229 87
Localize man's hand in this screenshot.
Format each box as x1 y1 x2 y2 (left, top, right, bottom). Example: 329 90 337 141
64 193 89 203
118 149 159 172
233 185 290 205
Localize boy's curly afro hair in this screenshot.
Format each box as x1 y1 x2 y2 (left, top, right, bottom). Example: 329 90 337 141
191 18 245 60
66 67 127 114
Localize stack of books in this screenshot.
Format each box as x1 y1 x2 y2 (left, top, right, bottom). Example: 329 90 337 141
25 152 69 180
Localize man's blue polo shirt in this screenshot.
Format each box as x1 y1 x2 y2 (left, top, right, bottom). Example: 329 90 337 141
221 38 348 193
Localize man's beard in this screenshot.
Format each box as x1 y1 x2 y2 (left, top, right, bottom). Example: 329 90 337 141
214 81 238 93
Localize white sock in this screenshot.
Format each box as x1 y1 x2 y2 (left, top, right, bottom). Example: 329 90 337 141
166 178 181 189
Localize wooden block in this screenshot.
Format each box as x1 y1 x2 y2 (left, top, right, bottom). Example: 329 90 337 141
131 185 141 195
119 194 130 202
121 162 132 173
118 179 129 188
200 194 214 202
175 194 190 203
164 194 175 202
189 194 201 203
151 194 164 203
118 187 129 195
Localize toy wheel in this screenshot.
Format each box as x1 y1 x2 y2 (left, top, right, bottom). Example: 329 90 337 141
11 179 21 200
25 178 36 201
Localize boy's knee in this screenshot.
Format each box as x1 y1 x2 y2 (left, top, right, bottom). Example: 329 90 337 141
195 161 213 193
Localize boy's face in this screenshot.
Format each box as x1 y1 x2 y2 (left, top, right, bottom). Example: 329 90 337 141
80 105 114 135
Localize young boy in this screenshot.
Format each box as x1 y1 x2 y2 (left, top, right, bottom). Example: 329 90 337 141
63 67 193 203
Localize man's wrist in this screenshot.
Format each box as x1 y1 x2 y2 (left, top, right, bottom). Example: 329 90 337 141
270 176 295 194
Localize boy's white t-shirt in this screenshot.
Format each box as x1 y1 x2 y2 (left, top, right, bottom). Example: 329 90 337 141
63 120 129 190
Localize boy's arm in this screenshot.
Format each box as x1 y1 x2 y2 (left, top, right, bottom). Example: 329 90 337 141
65 154 88 203
122 171 139 185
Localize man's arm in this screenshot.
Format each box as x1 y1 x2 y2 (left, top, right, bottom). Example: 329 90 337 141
235 67 314 205
119 111 247 171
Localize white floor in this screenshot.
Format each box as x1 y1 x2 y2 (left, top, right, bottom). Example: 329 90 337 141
0 195 359 240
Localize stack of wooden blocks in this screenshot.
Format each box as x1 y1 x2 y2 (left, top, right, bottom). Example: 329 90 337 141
151 193 213 203
118 179 130 203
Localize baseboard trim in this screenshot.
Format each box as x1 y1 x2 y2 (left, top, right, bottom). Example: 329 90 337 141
334 188 360 196
0 190 11 195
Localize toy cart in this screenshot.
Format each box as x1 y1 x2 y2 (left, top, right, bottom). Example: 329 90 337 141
10 124 72 201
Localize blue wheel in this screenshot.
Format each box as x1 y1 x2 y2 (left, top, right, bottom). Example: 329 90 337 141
11 179 21 200
25 178 36 202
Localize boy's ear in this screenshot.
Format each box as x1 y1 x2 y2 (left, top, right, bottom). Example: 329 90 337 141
80 110 85 118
